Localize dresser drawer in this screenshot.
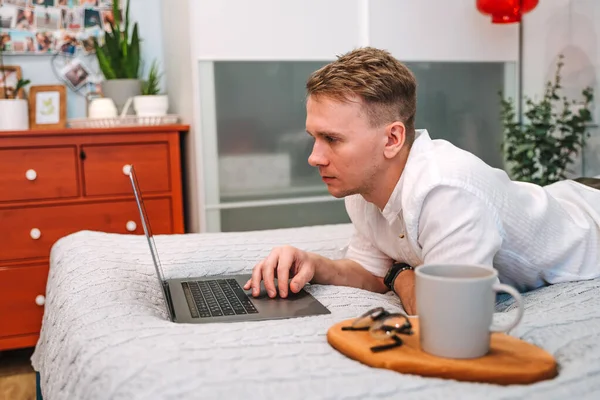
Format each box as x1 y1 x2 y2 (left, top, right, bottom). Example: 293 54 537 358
0 198 173 262
0 146 79 202
82 142 171 196
0 265 48 338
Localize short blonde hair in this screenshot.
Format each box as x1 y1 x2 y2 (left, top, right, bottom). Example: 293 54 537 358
306 47 417 144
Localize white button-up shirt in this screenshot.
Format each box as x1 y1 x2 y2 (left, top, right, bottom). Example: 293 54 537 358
344 130 600 292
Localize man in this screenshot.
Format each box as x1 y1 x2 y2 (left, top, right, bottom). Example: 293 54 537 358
243 47 600 315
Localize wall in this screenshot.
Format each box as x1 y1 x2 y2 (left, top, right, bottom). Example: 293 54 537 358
163 0 521 232
2 0 165 119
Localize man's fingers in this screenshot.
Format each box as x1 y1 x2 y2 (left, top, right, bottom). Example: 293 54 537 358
276 249 295 298
289 266 312 293
261 251 279 298
249 261 264 297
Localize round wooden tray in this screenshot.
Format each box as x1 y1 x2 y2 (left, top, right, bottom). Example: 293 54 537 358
327 318 558 385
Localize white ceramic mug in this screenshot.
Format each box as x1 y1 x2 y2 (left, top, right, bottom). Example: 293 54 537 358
88 98 118 119
415 264 524 359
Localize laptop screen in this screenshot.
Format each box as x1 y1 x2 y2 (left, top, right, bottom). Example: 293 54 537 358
128 165 173 320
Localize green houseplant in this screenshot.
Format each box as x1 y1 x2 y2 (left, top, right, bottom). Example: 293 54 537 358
94 0 142 114
133 59 169 117
500 55 595 186
141 59 161 96
0 45 31 130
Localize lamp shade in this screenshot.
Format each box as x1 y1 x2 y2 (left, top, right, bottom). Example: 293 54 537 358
477 0 539 23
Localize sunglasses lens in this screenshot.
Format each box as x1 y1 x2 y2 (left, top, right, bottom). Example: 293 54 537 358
369 315 410 340
351 307 385 329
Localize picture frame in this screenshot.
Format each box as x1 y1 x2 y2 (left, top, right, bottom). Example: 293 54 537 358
0 65 24 99
28 85 68 130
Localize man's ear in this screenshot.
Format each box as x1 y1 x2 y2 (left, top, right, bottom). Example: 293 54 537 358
383 121 406 159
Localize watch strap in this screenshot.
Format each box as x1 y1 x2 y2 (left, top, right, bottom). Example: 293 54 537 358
384 262 414 292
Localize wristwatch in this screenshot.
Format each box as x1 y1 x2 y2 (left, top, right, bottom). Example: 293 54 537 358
384 262 414 292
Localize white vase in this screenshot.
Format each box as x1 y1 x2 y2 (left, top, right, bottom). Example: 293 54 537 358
0 99 29 131
133 95 169 117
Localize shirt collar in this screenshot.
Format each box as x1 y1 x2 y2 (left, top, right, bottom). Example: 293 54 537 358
380 129 431 225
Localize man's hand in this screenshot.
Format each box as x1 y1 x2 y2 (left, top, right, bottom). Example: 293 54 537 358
243 245 315 298
393 269 416 315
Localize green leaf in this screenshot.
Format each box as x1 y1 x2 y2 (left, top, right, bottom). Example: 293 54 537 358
94 38 116 79
94 0 142 80
142 59 162 95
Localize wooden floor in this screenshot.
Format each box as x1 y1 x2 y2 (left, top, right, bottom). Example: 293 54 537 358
0 348 36 400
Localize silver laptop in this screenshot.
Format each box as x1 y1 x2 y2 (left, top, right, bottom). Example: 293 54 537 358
129 165 330 324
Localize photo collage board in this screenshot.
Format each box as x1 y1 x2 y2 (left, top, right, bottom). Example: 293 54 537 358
0 0 118 56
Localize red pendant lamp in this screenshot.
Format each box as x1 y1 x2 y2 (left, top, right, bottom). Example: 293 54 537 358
477 0 539 23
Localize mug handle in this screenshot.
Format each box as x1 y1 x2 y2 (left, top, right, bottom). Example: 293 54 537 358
119 97 134 118
489 283 524 333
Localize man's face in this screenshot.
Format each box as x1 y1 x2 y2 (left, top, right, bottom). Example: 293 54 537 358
305 95 384 198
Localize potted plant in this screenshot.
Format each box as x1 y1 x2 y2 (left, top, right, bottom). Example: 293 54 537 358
500 55 595 186
94 0 141 115
0 47 30 131
133 60 169 117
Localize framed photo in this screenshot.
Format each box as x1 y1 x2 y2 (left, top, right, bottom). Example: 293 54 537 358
0 65 24 99
28 85 67 130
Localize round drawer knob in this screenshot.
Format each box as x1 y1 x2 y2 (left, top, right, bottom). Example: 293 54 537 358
126 220 137 232
122 164 132 176
26 169 37 181
35 295 45 306
30 228 41 240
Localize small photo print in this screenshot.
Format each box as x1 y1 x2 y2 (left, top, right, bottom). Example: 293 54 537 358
83 8 101 29
15 7 35 31
80 0 98 7
55 30 77 54
3 0 30 7
7 30 35 52
60 58 91 89
0 32 11 51
35 90 61 124
61 8 82 29
34 7 60 30
57 0 80 6
98 0 112 9
0 68 20 89
0 5 18 29
31 0 55 6
56 0 67 5
101 8 121 33
34 30 56 52
78 30 98 53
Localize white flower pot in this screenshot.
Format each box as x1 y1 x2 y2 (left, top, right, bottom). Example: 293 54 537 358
0 99 29 131
133 95 169 117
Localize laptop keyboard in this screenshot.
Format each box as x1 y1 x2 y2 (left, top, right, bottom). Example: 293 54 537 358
182 279 258 318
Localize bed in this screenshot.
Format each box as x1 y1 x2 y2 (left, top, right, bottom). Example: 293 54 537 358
32 224 600 399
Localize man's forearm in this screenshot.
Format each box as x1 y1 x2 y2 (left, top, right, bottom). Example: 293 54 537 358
309 253 388 293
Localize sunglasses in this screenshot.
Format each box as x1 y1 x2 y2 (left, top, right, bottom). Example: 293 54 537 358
342 307 414 353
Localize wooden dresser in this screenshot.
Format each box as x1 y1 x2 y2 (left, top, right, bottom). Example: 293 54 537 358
0 124 188 351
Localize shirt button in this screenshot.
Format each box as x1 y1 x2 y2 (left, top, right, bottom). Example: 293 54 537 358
399 233 405 239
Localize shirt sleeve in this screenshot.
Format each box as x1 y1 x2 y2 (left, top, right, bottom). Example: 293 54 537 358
345 228 393 277
417 186 503 267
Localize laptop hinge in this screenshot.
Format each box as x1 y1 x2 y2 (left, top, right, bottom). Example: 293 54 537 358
163 281 176 322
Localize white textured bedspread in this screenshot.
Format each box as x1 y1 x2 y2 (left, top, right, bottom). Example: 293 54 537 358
32 224 600 400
